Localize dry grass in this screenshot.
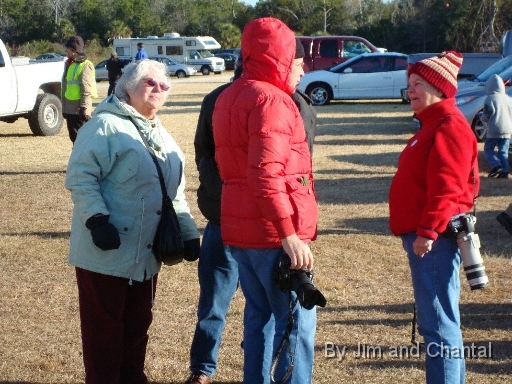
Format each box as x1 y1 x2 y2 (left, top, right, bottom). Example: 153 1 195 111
0 74 511 384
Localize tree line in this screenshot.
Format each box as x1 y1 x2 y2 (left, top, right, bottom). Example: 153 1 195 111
1 0 511 60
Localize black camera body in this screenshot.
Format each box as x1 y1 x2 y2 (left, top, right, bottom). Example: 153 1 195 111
274 254 327 309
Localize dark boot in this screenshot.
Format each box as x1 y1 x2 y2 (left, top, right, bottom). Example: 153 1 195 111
496 212 512 236
488 166 503 178
185 372 211 384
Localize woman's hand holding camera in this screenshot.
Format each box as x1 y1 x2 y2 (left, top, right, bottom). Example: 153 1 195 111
281 233 313 270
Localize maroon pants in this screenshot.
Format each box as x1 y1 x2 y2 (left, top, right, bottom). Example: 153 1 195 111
75 267 157 384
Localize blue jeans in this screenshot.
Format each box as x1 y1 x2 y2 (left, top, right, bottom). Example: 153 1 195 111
230 246 316 384
402 232 465 384
484 137 510 172
189 222 239 377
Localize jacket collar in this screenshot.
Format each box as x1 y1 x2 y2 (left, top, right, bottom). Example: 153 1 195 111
414 98 456 126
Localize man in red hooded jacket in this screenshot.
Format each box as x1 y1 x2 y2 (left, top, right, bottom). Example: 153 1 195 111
213 17 319 384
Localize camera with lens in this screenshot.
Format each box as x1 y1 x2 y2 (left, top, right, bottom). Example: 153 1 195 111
448 213 488 290
274 254 327 309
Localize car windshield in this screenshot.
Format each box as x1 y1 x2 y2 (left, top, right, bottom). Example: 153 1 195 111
328 54 363 72
196 50 213 58
474 55 512 82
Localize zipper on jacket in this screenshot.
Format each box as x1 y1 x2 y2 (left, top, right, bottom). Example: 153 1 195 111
136 197 145 263
151 274 155 307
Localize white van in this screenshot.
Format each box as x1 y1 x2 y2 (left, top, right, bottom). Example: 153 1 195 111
113 33 225 75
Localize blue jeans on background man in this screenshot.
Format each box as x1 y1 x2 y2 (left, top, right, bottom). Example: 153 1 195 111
402 232 465 384
189 222 239 377
484 137 510 172
230 246 316 384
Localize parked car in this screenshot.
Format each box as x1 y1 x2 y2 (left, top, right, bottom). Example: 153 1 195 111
457 54 512 93
215 48 241 56
456 78 512 143
297 52 408 106
33 53 66 62
214 53 238 70
456 55 512 142
148 56 197 78
401 52 504 103
297 36 381 72
94 58 132 81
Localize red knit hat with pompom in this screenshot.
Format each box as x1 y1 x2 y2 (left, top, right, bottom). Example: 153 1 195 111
408 51 463 98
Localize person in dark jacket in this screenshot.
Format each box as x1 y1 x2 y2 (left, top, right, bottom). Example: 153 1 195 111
185 38 317 384
106 52 125 96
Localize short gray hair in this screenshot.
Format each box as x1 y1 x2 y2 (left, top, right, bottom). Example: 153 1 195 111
115 59 170 103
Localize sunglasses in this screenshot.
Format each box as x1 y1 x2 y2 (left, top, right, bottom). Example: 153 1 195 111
141 78 170 91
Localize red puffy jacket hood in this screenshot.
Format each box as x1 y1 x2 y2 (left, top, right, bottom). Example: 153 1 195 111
241 17 296 95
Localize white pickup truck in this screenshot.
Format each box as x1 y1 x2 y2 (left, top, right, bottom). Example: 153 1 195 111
0 38 65 136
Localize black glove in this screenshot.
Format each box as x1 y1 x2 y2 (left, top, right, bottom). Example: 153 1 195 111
183 238 201 262
86 214 121 251
79 107 91 122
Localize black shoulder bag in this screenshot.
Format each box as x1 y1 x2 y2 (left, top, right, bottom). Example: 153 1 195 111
135 126 185 266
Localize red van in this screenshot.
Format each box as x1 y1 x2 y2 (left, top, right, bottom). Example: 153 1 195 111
298 36 381 72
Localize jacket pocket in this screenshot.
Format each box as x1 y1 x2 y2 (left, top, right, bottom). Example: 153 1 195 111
109 211 135 235
284 175 316 237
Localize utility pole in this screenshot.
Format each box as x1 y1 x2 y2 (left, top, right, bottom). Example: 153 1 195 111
323 0 332 33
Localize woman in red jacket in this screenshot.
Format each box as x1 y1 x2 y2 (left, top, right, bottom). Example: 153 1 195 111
389 52 480 384
213 17 318 384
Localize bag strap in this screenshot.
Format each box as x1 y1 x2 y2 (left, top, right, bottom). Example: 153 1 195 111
132 120 172 209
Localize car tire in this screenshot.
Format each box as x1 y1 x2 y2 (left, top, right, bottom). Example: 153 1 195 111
201 66 211 75
471 110 486 142
176 70 186 78
28 93 63 136
306 82 332 106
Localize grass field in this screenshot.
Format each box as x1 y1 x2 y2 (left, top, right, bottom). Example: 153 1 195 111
0 74 511 383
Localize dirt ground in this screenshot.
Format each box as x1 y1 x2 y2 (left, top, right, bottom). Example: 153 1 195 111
0 74 511 383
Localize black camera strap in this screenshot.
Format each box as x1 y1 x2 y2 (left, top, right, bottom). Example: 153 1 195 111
270 293 295 384
471 166 478 217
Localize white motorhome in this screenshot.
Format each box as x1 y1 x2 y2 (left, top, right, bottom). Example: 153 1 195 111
113 33 225 75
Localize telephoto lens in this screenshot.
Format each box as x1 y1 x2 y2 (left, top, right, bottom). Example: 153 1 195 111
457 231 488 290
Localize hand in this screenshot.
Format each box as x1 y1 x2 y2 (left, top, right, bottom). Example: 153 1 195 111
86 214 121 251
412 235 433 257
183 238 201 261
281 233 314 270
79 107 91 122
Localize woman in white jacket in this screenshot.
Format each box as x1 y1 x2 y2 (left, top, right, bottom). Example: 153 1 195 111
65 59 200 383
